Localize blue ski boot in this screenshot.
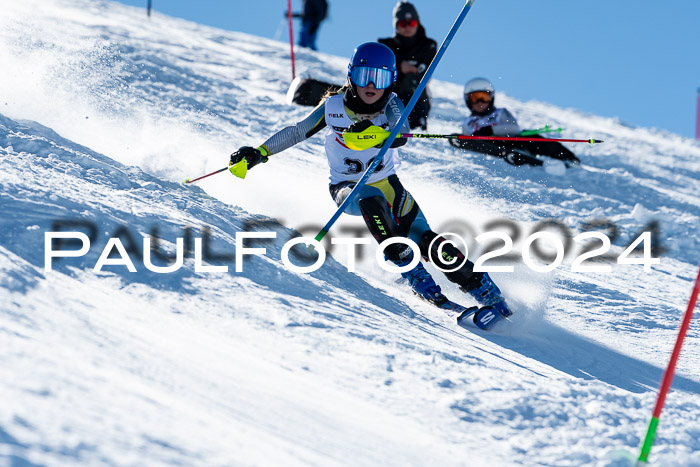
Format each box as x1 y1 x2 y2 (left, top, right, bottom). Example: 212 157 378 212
463 273 513 329
397 256 449 308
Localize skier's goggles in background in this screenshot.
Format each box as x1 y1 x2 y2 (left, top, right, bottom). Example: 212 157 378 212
467 91 493 104
397 19 418 28
350 66 395 89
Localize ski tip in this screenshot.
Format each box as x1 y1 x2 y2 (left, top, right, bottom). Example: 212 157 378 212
469 301 514 330
183 178 191 185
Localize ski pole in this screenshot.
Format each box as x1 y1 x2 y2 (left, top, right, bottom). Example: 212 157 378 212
520 125 563 136
343 126 602 151
287 0 296 80
184 167 228 185
637 261 700 465
695 87 700 140
184 161 248 185
272 18 286 41
314 0 479 242
406 133 602 144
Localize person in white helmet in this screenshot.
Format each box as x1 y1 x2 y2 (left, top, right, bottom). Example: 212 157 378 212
450 77 580 167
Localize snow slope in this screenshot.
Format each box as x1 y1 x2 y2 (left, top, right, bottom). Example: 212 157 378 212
1 1 699 466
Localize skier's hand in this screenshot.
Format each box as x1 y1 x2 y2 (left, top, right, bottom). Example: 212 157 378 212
230 146 269 170
466 119 495 136
347 120 374 134
400 60 420 74
473 126 494 136
347 121 406 149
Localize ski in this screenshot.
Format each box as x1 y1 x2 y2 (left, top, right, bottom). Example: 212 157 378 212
396 277 495 330
469 306 505 330
431 296 506 331
504 149 543 167
395 277 510 330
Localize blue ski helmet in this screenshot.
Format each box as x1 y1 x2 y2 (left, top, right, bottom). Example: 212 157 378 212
348 42 397 90
345 42 397 113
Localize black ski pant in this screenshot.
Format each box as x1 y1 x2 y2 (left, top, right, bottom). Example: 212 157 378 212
329 176 486 293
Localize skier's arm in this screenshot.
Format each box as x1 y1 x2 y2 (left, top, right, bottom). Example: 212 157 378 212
230 103 327 169
490 108 521 136
383 95 410 148
460 116 495 137
260 103 327 155
460 117 474 136
460 109 521 138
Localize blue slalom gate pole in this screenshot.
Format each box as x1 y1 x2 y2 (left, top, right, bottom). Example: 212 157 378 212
314 0 478 242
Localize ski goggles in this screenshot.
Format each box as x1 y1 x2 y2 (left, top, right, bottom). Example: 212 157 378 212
467 91 493 104
397 19 418 28
350 66 395 89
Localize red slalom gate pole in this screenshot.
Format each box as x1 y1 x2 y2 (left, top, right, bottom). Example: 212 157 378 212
637 262 700 464
287 0 296 80
695 88 700 140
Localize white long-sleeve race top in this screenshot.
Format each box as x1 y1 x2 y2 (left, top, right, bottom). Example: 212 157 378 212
260 92 410 184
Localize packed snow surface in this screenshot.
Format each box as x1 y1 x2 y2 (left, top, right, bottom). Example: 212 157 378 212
1 1 699 466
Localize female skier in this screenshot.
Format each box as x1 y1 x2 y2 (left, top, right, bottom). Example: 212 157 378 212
229 42 512 329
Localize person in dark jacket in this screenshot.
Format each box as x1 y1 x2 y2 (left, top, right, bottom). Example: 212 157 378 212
299 0 328 51
378 2 436 130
